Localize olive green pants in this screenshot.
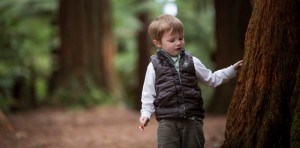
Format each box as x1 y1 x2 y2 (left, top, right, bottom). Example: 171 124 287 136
157 118 205 148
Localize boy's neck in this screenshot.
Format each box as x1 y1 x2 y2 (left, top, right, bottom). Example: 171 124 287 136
158 49 182 58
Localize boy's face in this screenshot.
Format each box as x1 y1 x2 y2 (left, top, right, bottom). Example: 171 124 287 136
153 30 185 57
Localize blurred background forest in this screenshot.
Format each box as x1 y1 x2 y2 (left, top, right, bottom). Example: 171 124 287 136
0 0 251 113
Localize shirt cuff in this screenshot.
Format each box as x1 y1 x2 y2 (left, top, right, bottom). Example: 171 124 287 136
141 110 152 119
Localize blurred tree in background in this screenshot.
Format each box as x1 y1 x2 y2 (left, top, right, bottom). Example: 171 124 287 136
134 0 151 110
206 0 252 114
175 0 250 114
50 0 121 107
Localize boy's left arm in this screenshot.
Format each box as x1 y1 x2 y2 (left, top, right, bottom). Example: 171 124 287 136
193 57 242 87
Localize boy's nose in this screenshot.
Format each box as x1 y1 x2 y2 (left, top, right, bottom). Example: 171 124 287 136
175 40 181 45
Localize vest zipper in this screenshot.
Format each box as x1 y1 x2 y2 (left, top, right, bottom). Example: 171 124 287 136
178 67 182 84
178 57 185 118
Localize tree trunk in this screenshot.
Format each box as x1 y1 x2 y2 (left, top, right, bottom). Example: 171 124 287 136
222 0 300 147
206 0 252 114
53 0 119 97
134 2 151 110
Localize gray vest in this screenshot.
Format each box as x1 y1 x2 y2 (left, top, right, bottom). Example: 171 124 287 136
151 50 205 121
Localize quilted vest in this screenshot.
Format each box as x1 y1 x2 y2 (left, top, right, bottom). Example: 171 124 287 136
150 50 205 121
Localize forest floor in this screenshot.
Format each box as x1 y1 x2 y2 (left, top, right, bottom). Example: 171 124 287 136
0 106 227 148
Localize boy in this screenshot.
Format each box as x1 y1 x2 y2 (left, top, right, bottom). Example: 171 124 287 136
139 14 242 148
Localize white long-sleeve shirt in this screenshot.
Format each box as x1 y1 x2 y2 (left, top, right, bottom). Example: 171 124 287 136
140 56 237 119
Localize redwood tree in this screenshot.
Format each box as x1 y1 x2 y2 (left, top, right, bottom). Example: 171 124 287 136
52 0 119 102
222 0 300 147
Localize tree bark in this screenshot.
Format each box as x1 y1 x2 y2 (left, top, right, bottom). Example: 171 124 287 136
206 0 252 114
222 0 300 147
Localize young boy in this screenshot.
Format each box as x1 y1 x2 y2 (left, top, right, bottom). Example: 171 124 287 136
139 14 242 148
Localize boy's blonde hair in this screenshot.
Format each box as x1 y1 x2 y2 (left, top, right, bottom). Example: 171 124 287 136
148 14 184 42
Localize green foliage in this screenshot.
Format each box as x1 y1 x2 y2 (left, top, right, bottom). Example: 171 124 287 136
49 75 116 108
0 94 12 112
0 0 58 111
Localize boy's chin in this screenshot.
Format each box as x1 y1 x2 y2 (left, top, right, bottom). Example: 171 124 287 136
170 52 181 57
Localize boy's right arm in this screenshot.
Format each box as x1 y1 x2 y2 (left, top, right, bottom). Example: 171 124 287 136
139 116 149 131
139 63 156 130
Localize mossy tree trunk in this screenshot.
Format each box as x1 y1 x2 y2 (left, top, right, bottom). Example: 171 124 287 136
222 0 300 147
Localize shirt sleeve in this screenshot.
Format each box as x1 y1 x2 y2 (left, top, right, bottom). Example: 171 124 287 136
140 63 156 119
193 57 237 87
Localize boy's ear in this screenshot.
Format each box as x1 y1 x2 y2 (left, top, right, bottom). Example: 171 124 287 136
153 40 162 48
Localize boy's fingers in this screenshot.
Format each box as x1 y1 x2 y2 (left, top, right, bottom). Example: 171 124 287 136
139 117 149 131
234 60 243 70
139 124 145 131
238 61 243 66
143 119 149 126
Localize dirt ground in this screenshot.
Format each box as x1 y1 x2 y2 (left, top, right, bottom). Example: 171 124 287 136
0 106 227 148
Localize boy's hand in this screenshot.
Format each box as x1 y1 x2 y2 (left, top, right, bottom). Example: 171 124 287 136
139 116 149 131
233 60 243 71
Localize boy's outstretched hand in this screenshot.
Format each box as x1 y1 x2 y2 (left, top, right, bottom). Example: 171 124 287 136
139 116 149 131
233 60 243 71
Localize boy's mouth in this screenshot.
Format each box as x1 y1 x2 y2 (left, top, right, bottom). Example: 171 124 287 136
175 48 182 51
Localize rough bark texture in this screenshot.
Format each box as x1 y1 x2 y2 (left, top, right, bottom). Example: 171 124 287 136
55 0 118 94
207 0 252 114
222 0 300 147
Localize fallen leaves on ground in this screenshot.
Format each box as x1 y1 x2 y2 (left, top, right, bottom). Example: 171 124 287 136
0 106 226 148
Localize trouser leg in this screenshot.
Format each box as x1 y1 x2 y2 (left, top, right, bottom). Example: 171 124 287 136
180 119 205 148
157 119 180 148
156 119 205 148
